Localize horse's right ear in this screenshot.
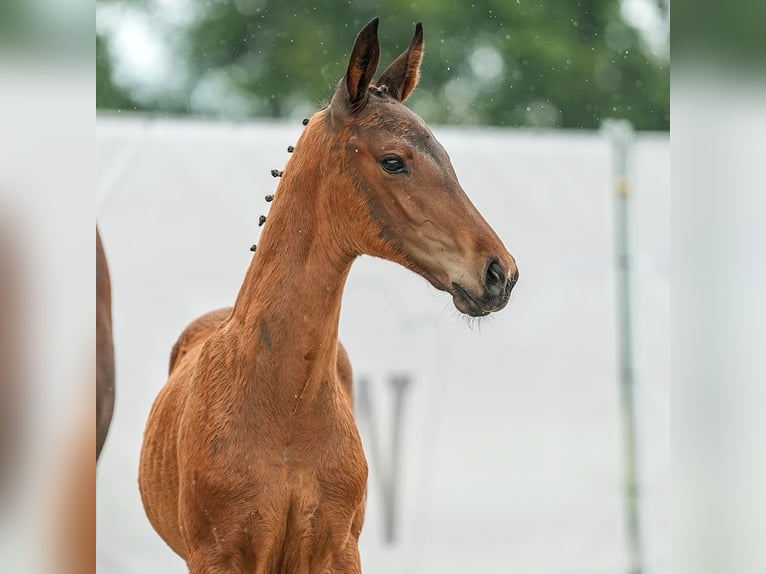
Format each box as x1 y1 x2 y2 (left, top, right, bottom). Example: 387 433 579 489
338 17 380 112
377 22 424 102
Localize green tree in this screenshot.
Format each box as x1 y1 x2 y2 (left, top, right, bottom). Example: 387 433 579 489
97 0 668 130
97 32 143 113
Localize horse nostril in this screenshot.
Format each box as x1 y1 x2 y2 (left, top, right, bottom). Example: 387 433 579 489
484 260 507 298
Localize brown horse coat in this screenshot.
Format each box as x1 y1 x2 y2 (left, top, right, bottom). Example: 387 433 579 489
96 227 115 460
139 19 517 573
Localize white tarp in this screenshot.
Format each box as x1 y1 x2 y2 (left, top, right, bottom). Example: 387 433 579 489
96 116 668 574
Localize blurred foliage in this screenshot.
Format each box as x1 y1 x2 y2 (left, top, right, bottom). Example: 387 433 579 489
0 1 23 45
96 0 668 130
97 33 144 112
1 0 92 54
674 0 766 68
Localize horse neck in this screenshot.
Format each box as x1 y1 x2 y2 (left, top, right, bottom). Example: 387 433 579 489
229 129 355 406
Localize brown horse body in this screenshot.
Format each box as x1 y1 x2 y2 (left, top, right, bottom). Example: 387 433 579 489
139 19 517 573
96 227 115 460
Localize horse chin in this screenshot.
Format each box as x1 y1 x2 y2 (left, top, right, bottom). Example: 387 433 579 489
451 284 491 318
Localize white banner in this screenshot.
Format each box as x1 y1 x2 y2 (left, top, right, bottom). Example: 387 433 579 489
96 117 668 574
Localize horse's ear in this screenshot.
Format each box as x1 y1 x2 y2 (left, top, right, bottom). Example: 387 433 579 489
342 17 381 111
377 22 423 102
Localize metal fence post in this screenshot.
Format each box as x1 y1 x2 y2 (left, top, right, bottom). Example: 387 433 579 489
602 119 643 574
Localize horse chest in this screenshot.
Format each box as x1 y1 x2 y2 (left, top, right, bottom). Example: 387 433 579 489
182 455 366 571
181 398 368 544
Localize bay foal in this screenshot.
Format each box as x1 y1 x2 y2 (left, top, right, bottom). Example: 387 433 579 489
139 19 518 573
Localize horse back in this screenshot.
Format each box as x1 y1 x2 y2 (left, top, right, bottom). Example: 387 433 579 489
168 307 353 401
168 308 233 375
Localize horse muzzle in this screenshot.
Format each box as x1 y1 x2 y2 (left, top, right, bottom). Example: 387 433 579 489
450 258 518 317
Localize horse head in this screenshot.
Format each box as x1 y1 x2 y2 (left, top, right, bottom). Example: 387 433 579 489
299 18 518 317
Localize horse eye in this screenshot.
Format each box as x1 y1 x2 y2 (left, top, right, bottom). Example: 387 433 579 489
380 156 406 174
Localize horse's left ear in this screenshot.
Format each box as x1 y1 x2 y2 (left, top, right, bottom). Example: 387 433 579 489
377 23 424 102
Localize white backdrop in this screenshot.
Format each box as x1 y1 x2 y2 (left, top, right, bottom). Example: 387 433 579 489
96 116 669 574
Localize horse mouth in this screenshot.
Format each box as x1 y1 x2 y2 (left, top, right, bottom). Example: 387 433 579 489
412 265 501 317
451 283 491 317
